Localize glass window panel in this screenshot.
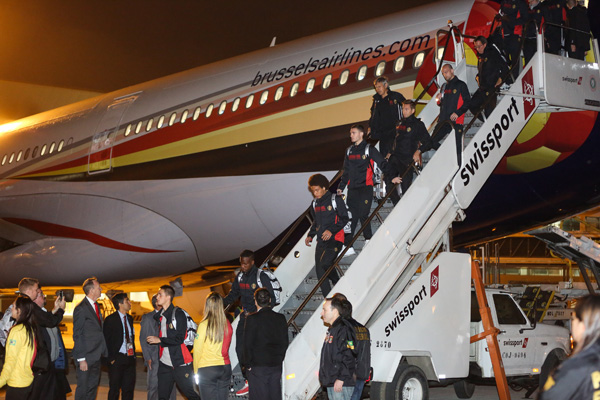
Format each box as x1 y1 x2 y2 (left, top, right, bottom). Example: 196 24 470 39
181 109 189 123
135 121 143 133
16 150 22 162
206 104 214 117
290 82 299 97
169 112 177 126
232 98 240 111
49 142 56 154
339 70 349 85
413 52 425 68
146 118 153 131
57 140 64 152
9 153 14 163
246 94 254 108
357 65 368 81
493 294 527 325
41 145 47 156
375 61 386 77
274 87 284 101
218 101 227 114
157 115 165 128
322 74 332 89
260 90 269 104
1 154 6 165
306 78 315 93
394 57 405 72
193 107 201 120
24 148 31 160
32 146 38 158
125 124 132 137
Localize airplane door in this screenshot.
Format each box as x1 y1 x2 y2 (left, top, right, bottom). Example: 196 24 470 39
88 95 137 174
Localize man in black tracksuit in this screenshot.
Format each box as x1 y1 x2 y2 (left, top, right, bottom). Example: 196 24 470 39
469 36 509 120
319 296 356 400
566 0 591 60
435 64 471 162
337 124 386 251
499 0 529 79
147 285 200 400
223 249 276 393
523 0 551 65
306 174 349 297
545 0 567 55
385 100 433 205
368 76 406 158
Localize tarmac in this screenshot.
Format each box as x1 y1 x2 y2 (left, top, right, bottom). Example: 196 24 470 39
0 355 538 400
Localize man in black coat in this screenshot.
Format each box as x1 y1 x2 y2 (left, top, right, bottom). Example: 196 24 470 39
103 293 136 400
566 0 591 60
385 100 433 205
243 288 288 400
368 76 406 159
469 36 509 120
435 64 471 162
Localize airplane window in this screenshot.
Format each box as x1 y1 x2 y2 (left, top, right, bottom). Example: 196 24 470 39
375 61 386 77
16 150 23 162
67 138 73 146
125 124 132 137
146 118 154 131
394 57 405 72
57 140 64 152
260 90 269 105
357 65 368 81
322 74 332 89
32 146 38 158
413 52 425 68
41 144 47 156
306 78 315 93
181 109 189 123
437 47 445 61
157 115 165 129
169 112 177 126
274 87 284 101
24 148 30 160
1 154 6 166
193 107 201 120
339 70 350 85
218 101 227 115
135 121 143 134
49 142 56 154
206 104 214 117
232 97 241 112
9 153 14 164
290 82 299 97
246 94 254 109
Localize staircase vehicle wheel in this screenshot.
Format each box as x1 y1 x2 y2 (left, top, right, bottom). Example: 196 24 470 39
389 364 429 400
453 380 476 398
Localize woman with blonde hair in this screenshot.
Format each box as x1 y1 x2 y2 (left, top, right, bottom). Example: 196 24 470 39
193 292 233 400
0 295 37 400
540 294 600 399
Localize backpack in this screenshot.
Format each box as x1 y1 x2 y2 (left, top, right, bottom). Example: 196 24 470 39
171 307 198 347
346 143 383 185
256 267 283 306
31 335 51 374
343 318 372 381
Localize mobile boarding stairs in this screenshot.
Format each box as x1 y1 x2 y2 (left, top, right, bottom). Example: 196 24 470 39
226 30 600 399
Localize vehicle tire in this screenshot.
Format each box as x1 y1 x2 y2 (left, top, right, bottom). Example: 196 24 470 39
388 364 429 400
539 349 566 389
453 380 476 398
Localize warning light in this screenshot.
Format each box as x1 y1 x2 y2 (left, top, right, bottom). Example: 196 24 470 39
532 368 539 373
286 373 295 380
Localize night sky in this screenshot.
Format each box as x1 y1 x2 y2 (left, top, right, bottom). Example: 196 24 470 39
0 0 440 93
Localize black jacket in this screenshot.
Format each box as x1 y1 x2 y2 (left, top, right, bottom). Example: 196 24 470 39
223 266 276 313
477 44 509 90
243 307 288 368
439 76 471 126
154 304 192 367
567 5 591 51
342 317 371 381
525 3 550 38
539 339 600 399
339 141 386 191
308 193 349 245
319 317 356 387
499 0 529 36
369 90 406 140
391 114 433 165
103 311 135 363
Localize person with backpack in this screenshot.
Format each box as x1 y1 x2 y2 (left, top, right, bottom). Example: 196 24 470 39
223 249 277 396
305 174 350 297
146 285 200 400
337 124 386 255
193 292 233 400
334 294 371 400
243 288 288 400
0 295 37 400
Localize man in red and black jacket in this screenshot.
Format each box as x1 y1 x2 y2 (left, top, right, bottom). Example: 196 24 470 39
435 64 471 162
337 124 386 252
368 76 406 158
146 285 200 400
499 0 529 78
306 174 349 297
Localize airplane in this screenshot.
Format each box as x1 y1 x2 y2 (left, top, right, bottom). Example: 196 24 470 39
0 0 598 287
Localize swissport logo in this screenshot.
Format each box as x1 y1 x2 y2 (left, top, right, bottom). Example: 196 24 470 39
430 266 439 297
521 67 535 120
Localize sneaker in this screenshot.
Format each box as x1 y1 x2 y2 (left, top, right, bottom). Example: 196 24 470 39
236 381 249 396
343 246 356 257
364 239 370 246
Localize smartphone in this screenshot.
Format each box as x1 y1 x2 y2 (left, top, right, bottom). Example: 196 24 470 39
57 290 64 299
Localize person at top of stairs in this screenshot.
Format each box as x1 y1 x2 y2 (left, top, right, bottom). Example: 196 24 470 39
306 174 350 297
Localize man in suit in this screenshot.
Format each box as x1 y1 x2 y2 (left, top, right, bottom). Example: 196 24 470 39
72 277 108 400
103 293 136 400
243 288 289 400
140 294 176 400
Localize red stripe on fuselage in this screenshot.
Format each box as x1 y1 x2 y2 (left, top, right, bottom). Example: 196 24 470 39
4 218 179 253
